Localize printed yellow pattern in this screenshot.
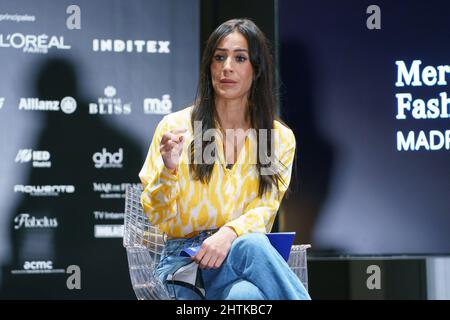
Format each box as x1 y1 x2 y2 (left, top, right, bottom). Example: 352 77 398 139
139 106 296 238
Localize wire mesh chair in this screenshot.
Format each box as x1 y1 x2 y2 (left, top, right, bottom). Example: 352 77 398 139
123 184 311 300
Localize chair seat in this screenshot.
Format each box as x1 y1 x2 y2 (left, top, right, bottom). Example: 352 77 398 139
123 185 310 300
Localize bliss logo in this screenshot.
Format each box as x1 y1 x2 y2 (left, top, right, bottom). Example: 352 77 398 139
15 149 51 168
92 148 123 168
89 86 131 115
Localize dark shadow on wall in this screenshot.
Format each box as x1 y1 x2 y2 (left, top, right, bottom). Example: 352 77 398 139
0 58 142 298
279 42 340 254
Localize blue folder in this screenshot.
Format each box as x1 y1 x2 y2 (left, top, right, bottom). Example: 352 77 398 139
180 232 296 262
265 232 296 262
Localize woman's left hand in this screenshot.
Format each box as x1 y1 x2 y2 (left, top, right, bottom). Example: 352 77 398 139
192 226 238 269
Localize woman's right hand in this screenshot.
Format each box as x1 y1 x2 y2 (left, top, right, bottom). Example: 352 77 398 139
160 128 187 172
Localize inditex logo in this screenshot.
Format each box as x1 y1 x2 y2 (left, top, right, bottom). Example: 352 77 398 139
18 96 77 113
89 86 131 115
15 149 51 168
14 213 58 230
93 148 123 168
0 33 70 54
92 39 170 54
144 94 172 114
14 185 75 197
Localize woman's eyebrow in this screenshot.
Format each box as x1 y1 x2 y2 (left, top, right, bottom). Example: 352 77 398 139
215 47 248 53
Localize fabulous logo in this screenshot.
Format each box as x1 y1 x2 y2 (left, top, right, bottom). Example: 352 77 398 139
14 213 58 230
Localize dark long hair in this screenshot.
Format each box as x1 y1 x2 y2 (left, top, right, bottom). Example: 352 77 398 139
189 18 289 198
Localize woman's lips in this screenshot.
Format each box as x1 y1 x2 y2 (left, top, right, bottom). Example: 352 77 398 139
220 79 237 85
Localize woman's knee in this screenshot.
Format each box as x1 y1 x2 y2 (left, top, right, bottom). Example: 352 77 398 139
222 279 265 300
231 232 270 254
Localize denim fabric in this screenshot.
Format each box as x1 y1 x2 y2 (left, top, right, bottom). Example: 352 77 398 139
154 232 311 300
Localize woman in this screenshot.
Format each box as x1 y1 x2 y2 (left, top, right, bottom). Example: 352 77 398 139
139 18 310 300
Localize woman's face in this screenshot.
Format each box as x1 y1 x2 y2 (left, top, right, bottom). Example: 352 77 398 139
210 31 254 102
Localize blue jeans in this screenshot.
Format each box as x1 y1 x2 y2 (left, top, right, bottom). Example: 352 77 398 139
154 231 311 300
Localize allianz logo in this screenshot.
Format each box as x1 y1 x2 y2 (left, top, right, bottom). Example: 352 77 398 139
18 96 77 114
14 213 58 229
92 148 123 169
15 149 51 168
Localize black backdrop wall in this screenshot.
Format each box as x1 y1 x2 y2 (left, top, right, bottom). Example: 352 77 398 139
0 0 279 299
0 0 199 299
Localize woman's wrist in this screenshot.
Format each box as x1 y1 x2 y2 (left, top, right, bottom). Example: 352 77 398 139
220 226 238 241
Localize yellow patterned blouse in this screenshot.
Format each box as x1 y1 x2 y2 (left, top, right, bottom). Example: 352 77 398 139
139 106 296 238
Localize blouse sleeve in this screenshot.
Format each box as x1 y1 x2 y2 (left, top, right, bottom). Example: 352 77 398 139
138 116 179 225
224 130 296 236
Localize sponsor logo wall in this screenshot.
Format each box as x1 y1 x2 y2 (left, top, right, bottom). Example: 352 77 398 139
0 0 199 299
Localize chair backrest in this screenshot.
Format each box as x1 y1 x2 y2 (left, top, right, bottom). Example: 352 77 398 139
123 185 310 300
123 184 165 264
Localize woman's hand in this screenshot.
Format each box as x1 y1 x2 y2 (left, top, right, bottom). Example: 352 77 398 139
160 128 187 172
192 226 238 269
